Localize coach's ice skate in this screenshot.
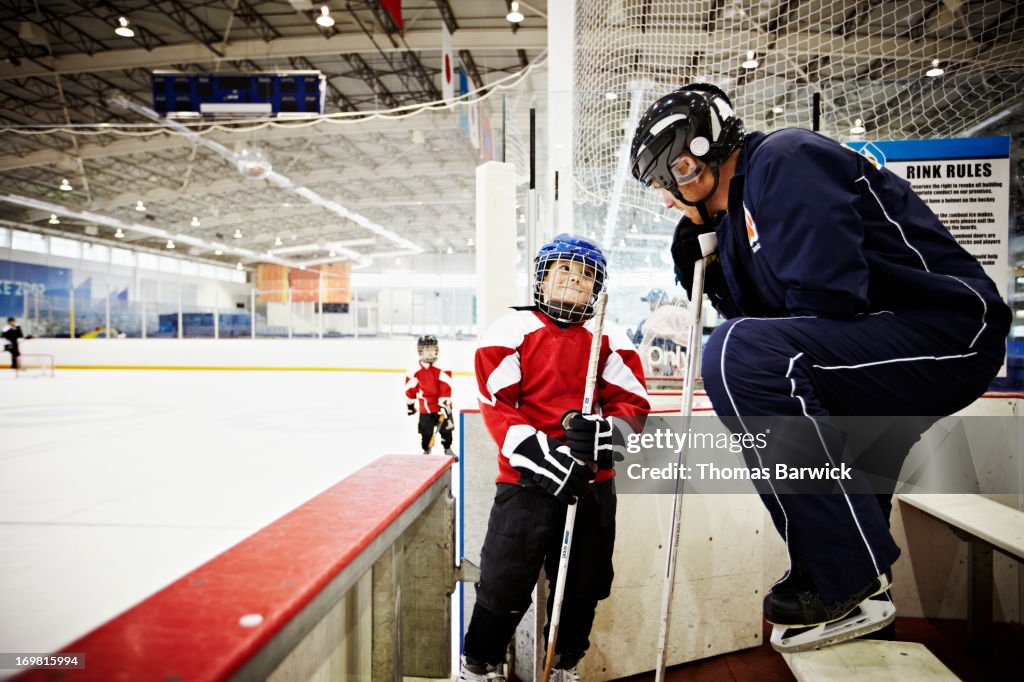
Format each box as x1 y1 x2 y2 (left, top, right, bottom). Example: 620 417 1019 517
766 572 895 652
458 654 505 681
444 447 456 457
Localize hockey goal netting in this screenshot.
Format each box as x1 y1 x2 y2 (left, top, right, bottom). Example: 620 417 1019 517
17 354 55 378
574 0 1024 259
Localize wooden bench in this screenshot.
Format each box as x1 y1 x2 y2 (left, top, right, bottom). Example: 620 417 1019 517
782 640 957 681
897 493 1024 653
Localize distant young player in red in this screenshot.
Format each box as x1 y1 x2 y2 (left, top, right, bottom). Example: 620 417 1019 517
460 234 650 681
404 334 455 456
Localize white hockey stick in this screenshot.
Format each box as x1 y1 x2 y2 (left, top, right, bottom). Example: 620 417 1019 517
655 234 716 681
542 289 608 682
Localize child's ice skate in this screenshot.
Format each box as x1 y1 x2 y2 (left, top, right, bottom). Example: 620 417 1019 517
766 572 895 653
458 654 506 681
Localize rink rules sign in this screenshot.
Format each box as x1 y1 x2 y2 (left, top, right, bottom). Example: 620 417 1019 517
845 136 1011 292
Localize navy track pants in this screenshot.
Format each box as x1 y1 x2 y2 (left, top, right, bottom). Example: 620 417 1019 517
702 310 1007 603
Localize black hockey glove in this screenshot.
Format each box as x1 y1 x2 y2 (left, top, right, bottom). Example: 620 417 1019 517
406 403 416 416
508 432 595 504
439 400 454 432
670 213 720 297
561 411 623 470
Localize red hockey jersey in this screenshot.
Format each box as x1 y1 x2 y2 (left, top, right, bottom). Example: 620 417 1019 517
476 309 650 485
405 361 453 413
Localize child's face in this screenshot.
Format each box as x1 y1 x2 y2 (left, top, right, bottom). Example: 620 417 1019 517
540 258 596 309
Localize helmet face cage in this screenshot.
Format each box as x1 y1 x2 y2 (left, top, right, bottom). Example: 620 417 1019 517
533 234 607 325
417 335 438 363
630 85 745 199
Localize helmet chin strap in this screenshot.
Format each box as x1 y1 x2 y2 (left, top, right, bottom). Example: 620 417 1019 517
671 163 720 225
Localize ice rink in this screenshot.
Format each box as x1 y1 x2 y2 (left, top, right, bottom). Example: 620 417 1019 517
0 368 477 667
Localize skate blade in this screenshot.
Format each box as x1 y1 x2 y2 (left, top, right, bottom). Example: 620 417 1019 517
770 599 896 653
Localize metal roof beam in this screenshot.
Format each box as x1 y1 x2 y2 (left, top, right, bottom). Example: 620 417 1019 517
0 28 547 80
0 113 458 171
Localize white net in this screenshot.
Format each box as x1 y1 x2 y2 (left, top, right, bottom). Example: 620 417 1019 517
16 354 55 378
574 0 1024 261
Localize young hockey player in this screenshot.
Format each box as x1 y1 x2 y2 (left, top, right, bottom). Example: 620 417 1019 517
404 334 455 456
630 83 1010 651
460 234 650 680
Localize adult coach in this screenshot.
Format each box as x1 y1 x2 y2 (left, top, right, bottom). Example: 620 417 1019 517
629 83 1010 651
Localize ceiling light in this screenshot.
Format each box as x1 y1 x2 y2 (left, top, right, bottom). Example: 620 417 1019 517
115 228 125 238
850 118 866 135
190 216 200 227
772 106 784 114
214 249 223 255
466 238 475 246
589 231 597 239
329 250 336 257
629 224 638 233
618 237 627 247
233 229 243 239
605 92 617 100
518 214 525 223
266 250 273 256
742 50 759 70
48 214 59 224
274 236 283 246
236 262 244 270
59 178 72 191
316 5 335 27
166 240 175 249
114 17 134 38
135 200 146 212
926 59 944 78
446 246 454 254
506 1 524 23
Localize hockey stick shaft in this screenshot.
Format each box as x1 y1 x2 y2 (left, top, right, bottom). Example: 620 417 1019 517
654 255 710 681
543 290 608 682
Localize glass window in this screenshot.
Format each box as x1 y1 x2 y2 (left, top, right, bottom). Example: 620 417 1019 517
111 247 136 267
82 242 110 263
0 227 10 247
180 260 198 277
138 253 159 271
11 230 47 254
50 236 82 259
159 256 180 273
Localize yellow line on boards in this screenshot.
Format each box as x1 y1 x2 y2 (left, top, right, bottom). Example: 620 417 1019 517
55 365 476 376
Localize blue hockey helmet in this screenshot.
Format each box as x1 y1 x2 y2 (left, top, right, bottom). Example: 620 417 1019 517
641 288 667 303
533 233 607 324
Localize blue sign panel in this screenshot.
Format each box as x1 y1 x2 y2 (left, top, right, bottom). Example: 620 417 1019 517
0 261 72 318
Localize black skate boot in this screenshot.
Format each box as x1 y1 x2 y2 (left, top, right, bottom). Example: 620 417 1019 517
766 572 895 652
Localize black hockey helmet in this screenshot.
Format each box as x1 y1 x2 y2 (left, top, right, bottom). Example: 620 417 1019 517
630 83 745 222
417 334 438 362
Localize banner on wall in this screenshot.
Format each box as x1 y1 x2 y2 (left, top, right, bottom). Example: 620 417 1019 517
844 137 1011 294
0 260 72 318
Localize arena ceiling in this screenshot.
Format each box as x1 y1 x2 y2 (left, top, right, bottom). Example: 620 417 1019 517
0 1 1021 273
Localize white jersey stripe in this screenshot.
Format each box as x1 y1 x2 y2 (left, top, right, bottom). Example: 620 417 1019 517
480 351 522 407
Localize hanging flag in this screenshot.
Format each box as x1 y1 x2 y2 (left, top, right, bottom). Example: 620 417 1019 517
441 23 455 101
379 0 403 32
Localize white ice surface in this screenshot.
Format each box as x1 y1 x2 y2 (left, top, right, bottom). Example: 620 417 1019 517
0 369 476 668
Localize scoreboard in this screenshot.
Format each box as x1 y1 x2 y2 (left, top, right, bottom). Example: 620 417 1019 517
152 70 326 118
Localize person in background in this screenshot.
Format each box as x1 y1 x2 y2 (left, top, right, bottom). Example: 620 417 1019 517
2 317 24 370
405 334 455 456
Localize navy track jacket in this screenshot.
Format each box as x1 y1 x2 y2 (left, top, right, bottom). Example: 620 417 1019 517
706 129 1009 333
